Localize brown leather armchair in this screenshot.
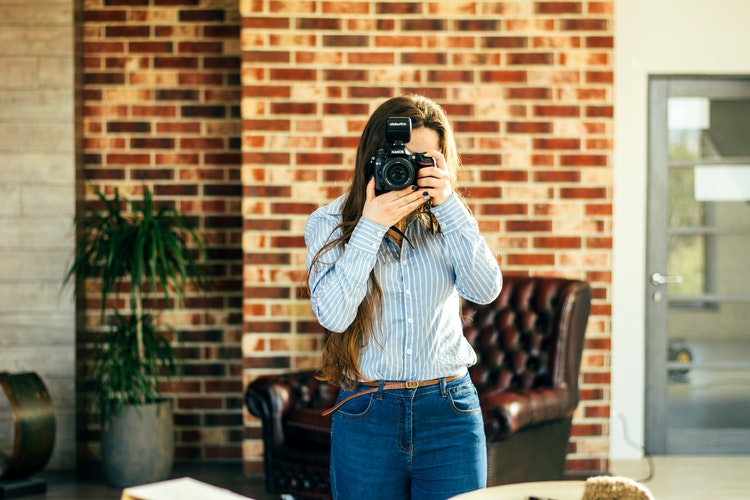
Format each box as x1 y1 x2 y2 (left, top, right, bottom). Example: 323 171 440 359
245 275 592 499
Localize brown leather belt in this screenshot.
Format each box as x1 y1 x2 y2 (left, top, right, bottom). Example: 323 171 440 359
321 374 463 416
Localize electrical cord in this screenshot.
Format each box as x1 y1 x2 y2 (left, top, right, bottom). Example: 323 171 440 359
614 412 655 483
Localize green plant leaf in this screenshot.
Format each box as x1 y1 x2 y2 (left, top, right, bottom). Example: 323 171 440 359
65 185 209 425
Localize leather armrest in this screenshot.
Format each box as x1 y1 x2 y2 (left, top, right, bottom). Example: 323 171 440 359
480 385 576 441
246 370 338 448
246 369 319 447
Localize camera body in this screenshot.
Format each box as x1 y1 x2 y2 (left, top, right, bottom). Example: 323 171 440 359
367 116 435 194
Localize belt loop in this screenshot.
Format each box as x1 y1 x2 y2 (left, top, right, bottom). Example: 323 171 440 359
439 377 448 397
376 380 385 400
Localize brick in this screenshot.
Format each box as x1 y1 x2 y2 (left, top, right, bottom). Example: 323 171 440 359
534 105 580 118
455 19 500 31
534 170 580 183
155 56 199 69
480 70 528 83
586 70 614 84
586 35 614 48
562 187 607 199
481 36 528 49
181 105 227 118
85 72 125 85
105 152 151 164
131 168 175 180
560 154 608 167
180 10 225 22
506 87 552 99
507 253 555 266
585 203 612 216
106 25 150 37
535 2 583 14
243 50 290 63
83 41 126 53
507 53 554 65
533 138 580 150
506 121 552 134
588 2 614 15
296 17 341 30
177 41 224 54
243 356 291 369
85 10 127 22
130 137 175 149
129 41 173 53
479 169 527 182
323 35 369 47
270 68 317 81
586 105 614 118
560 19 609 31
476 203 524 218
349 52 397 65
526 154 547 166
507 220 552 232
376 2 421 14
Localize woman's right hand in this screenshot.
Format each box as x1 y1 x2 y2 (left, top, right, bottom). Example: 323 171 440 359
361 178 429 228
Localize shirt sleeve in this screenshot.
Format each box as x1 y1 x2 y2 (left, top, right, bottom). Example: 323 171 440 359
430 194 503 304
305 208 388 332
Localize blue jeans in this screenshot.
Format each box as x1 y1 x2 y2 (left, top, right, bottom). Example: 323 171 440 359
330 373 486 500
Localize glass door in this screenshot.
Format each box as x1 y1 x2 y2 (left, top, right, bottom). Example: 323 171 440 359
646 76 750 454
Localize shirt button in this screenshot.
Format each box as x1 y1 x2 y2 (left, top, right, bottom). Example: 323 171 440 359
404 289 411 295
407 318 413 324
406 348 413 355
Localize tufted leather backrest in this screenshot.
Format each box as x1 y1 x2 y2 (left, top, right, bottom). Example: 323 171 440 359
462 275 592 400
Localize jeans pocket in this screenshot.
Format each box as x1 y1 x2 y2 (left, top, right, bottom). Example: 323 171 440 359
334 390 375 418
447 383 481 415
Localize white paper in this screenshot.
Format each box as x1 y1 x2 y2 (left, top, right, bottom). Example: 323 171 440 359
121 477 254 500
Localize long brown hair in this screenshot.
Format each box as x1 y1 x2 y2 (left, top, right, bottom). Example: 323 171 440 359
310 94 462 388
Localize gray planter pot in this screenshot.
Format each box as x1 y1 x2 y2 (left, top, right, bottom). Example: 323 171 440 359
100 399 174 488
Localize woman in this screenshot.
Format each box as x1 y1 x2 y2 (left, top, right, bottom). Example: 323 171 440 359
305 94 502 500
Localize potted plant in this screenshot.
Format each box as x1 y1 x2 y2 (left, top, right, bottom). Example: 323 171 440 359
65 186 210 487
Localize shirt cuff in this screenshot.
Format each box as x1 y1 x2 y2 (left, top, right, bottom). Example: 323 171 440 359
430 194 471 233
347 217 387 254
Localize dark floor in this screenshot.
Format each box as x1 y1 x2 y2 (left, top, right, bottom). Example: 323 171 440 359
5 462 279 500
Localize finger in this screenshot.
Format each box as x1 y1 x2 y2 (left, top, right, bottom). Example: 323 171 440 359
390 184 418 200
395 185 422 201
423 150 446 169
410 189 431 206
421 162 449 176
365 177 376 202
394 194 425 214
416 169 434 183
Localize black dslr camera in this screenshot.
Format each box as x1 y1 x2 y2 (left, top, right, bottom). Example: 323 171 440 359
367 116 435 194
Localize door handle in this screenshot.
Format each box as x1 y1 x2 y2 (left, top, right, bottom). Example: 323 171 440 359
650 272 684 286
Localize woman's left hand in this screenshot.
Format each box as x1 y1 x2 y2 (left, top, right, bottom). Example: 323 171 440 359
417 150 453 206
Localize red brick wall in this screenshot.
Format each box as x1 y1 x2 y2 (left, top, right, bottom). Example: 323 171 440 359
241 1 613 476
78 0 613 474
80 0 243 462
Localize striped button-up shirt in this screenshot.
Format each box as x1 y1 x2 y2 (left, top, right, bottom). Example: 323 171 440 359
305 193 502 382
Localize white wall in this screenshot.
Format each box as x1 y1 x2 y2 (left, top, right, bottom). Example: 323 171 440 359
613 0 750 458
0 0 76 469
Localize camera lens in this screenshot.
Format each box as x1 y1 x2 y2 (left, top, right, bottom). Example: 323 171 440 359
382 158 415 190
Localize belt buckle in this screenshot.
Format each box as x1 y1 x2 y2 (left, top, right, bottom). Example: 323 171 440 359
405 380 419 389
